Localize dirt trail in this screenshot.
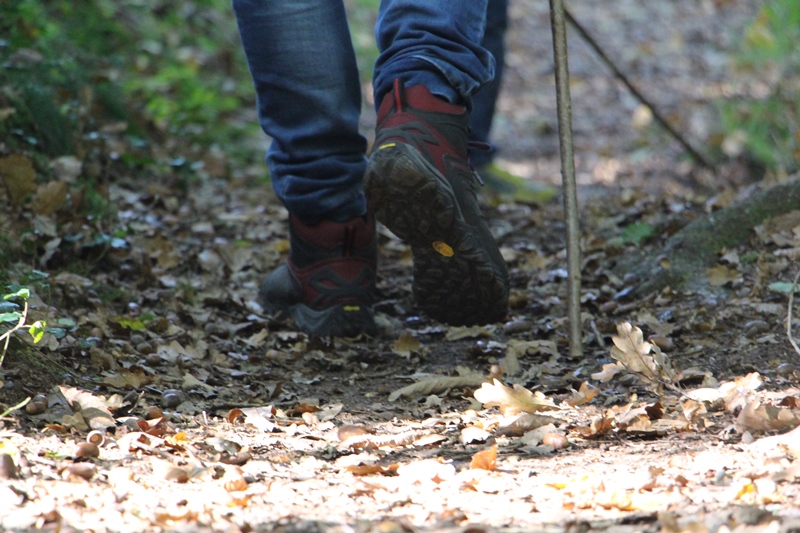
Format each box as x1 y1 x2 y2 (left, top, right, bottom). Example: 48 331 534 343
3 1 800 532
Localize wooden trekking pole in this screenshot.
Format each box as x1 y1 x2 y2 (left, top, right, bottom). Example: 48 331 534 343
549 0 583 356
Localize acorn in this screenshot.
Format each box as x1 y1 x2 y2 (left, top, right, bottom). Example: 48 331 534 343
25 394 48 415
75 442 100 458
67 463 96 481
86 430 105 447
161 389 185 409
144 406 164 420
541 433 569 449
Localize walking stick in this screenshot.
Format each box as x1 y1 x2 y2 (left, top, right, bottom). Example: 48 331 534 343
549 0 583 356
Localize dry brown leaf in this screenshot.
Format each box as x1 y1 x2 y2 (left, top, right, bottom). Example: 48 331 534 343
565 382 600 406
445 325 493 341
388 373 484 402
461 426 492 444
574 415 615 439
58 386 116 429
345 463 399 476
610 322 675 382
473 379 559 415
31 180 68 215
0 153 37 206
735 401 800 433
392 332 421 357
706 264 739 286
240 407 276 433
102 369 151 389
340 430 422 450
591 362 625 382
506 339 559 359
469 444 497 471
499 413 561 433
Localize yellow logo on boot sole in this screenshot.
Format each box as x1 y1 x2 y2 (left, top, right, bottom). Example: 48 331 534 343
432 241 454 257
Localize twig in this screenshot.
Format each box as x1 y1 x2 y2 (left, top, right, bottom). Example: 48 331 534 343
564 7 715 170
1 397 31 419
787 269 800 357
550 0 584 357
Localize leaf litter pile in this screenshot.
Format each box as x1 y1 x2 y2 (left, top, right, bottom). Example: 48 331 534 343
2 0 800 531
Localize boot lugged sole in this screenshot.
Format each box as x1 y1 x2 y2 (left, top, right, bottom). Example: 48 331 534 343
261 297 376 338
365 144 508 325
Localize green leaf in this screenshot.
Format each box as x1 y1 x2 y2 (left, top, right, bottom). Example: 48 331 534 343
622 222 655 245
0 312 23 324
769 282 800 293
29 321 46 344
114 317 146 331
4 288 30 300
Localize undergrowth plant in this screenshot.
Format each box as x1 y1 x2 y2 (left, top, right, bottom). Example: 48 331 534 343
0 288 46 369
718 0 800 170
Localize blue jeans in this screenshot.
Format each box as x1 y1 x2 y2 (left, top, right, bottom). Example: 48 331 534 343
232 0 493 224
470 0 509 168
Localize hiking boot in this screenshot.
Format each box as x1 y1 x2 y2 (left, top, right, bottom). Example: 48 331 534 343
260 213 377 336
364 79 509 325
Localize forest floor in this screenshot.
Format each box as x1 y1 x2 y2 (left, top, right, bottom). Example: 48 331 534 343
2 1 800 532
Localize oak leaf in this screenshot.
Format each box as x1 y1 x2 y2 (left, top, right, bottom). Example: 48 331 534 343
473 379 559 415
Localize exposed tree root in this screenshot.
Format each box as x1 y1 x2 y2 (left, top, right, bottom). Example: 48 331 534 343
623 176 800 295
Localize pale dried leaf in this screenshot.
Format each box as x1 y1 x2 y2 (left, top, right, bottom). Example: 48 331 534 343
473 379 559 415
392 332 420 357
445 325 493 341
388 373 484 402
706 264 739 286
591 362 625 382
58 386 115 429
565 382 600 407
735 401 800 433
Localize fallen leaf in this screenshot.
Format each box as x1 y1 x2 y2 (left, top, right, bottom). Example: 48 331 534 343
591 362 625 382
388 373 484 402
473 379 559 415
735 401 800 433
0 154 37 206
565 382 600 406
58 386 116 429
392 332 420 357
31 180 68 215
469 444 497 471
706 264 739 286
445 325 493 341
610 322 675 382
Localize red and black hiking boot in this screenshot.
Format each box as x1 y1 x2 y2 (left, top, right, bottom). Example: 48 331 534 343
364 79 509 325
259 213 377 337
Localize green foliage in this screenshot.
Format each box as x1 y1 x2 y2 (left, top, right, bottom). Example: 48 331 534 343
1 287 47 368
0 0 254 155
622 222 655 245
718 0 800 170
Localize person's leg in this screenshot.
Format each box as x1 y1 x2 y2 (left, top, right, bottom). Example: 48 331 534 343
372 0 495 106
470 0 508 168
232 0 376 336
232 0 367 224
470 0 557 205
365 0 509 326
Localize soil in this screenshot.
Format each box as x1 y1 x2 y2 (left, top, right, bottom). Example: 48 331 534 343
2 1 800 532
